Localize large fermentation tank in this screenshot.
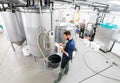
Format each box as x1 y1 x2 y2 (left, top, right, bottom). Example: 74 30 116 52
21 8 41 57
40 8 52 31
21 8 53 57
40 8 55 53
16 11 26 41
0 10 26 45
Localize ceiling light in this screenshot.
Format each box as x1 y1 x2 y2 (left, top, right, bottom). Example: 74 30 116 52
109 0 120 5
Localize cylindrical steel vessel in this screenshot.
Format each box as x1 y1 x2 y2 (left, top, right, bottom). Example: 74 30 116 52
39 8 52 31
21 8 42 57
21 8 54 57
0 10 26 45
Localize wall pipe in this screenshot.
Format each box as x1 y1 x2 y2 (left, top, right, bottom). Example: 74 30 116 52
32 0 34 6
50 1 54 31
55 0 109 9
28 0 31 6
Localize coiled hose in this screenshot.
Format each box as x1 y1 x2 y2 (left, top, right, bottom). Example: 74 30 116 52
37 32 52 63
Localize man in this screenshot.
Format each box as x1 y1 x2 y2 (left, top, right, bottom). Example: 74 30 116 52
79 19 86 39
54 31 76 83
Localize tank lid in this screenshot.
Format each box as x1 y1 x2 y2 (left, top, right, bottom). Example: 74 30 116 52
41 7 51 13
20 7 40 13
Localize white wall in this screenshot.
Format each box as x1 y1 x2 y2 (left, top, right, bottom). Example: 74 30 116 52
104 12 120 28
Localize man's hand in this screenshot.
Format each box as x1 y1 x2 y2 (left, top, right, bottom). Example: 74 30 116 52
60 47 64 52
59 43 65 47
59 43 63 46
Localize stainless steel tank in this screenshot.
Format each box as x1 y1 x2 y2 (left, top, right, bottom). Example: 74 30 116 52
0 10 26 45
40 8 55 54
21 8 53 57
21 8 41 57
40 8 52 31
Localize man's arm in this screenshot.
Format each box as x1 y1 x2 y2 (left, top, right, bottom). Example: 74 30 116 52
60 48 69 57
60 44 75 57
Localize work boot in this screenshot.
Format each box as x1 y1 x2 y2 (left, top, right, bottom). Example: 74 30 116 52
54 80 58 83
54 73 63 83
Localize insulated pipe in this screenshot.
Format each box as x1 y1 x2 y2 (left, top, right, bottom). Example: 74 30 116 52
12 5 27 7
8 3 11 7
50 1 54 31
2 4 6 11
75 4 80 10
39 0 42 6
26 0 29 7
50 1 54 10
26 0 31 7
55 0 108 9
46 0 50 7
32 0 35 6
51 10 53 31
94 2 109 6
28 0 31 6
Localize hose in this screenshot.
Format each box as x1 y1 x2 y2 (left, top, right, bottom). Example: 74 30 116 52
37 32 52 63
42 34 52 51
78 65 113 83
0 45 11 66
81 51 120 82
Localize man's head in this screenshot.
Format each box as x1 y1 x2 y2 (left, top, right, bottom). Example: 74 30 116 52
64 31 72 40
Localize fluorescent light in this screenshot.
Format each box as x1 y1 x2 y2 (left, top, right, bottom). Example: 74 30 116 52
109 0 120 5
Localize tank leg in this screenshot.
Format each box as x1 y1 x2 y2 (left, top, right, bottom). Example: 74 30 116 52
11 43 15 52
42 59 48 69
33 56 37 62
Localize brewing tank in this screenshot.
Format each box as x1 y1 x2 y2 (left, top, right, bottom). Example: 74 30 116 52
21 8 42 57
21 7 55 57
39 8 52 31
0 10 26 45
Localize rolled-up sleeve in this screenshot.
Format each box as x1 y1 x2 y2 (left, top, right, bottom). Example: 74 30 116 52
67 43 75 59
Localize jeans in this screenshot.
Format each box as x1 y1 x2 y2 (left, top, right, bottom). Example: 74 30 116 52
79 28 84 38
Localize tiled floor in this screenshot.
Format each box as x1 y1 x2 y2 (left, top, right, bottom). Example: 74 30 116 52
0 33 120 83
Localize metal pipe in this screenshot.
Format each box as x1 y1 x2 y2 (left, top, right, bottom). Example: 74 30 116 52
50 1 54 31
2 4 6 11
75 4 80 10
101 13 106 22
25 0 30 7
43 0 50 7
50 1 54 10
32 0 35 6
28 0 31 6
51 10 53 31
26 0 29 7
8 3 11 7
13 5 27 7
11 43 15 52
56 0 73 3
40 0 42 6
94 2 109 6
55 0 108 9
90 4 108 8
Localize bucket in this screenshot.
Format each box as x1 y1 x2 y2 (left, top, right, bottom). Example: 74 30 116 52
48 54 61 68
22 46 31 56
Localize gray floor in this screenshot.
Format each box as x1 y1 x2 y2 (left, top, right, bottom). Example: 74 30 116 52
0 33 120 83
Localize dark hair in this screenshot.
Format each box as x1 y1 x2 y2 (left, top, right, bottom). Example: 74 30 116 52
64 31 71 35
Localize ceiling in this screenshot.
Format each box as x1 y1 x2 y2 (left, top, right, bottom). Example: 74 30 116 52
0 0 120 11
